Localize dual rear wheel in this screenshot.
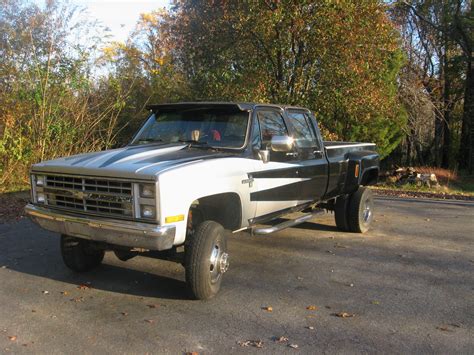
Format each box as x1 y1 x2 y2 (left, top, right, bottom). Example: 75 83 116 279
334 186 374 233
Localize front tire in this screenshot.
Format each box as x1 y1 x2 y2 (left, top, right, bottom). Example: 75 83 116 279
60 235 105 272
347 187 374 233
185 221 229 300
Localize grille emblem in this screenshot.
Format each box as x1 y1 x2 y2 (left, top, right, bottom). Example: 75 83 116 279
73 191 86 199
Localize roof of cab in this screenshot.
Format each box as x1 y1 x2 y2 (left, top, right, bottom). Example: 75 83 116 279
145 101 310 112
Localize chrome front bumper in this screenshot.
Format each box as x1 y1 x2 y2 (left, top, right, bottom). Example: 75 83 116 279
25 204 176 251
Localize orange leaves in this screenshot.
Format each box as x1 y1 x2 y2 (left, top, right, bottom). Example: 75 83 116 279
333 312 356 318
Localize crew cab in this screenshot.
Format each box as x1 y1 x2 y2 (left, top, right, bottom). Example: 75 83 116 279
25 102 379 300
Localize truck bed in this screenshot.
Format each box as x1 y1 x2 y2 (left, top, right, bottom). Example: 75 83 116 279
324 141 376 159
323 141 378 198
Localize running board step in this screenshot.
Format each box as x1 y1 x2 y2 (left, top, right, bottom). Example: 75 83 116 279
252 209 325 235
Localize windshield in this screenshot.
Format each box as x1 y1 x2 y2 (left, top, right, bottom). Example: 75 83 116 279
130 108 250 148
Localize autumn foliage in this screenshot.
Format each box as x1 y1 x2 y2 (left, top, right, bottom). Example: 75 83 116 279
1 0 470 191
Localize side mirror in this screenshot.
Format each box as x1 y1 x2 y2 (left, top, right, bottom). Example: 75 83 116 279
271 136 294 152
258 150 270 164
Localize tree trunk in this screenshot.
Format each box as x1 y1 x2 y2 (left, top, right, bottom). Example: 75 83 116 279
459 59 473 173
441 50 451 168
406 133 412 166
434 110 444 167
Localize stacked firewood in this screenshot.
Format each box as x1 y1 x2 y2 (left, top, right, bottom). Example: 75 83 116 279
380 167 440 188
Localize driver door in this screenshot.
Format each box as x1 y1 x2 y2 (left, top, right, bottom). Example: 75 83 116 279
250 108 302 219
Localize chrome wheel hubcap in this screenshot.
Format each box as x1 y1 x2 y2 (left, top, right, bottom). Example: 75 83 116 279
362 199 372 223
209 241 229 283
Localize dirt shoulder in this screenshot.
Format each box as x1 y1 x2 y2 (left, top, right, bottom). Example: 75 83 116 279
372 187 474 201
0 191 30 224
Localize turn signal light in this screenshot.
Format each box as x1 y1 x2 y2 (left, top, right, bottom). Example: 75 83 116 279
165 214 185 223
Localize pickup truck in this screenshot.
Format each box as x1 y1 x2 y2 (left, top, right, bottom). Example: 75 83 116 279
25 102 379 300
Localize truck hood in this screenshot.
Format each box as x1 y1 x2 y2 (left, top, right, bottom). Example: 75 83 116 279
31 143 234 180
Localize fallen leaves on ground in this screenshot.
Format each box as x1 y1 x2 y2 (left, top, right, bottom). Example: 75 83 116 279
333 312 355 318
144 319 154 323
273 336 288 343
306 305 318 310
60 291 69 296
185 352 198 355
77 284 90 290
372 188 474 201
371 300 380 305
237 340 264 348
42 290 49 294
8 336 17 341
0 193 28 223
436 325 454 332
306 326 315 330
262 306 273 312
288 344 299 349
121 312 128 316
146 304 159 309
70 297 84 303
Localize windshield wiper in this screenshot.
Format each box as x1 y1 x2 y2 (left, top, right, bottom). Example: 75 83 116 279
133 138 164 145
178 139 213 148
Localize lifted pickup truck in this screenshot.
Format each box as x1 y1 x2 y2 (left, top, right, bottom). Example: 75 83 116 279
26 102 379 300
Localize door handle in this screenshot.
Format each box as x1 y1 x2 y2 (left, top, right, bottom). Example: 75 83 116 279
286 152 298 157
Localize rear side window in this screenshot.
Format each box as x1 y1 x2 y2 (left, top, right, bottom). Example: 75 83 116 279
287 111 318 148
257 110 289 149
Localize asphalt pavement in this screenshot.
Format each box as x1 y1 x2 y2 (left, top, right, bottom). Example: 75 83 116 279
0 198 473 354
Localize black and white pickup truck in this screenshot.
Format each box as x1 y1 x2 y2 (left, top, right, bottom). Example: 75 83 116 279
26 102 379 299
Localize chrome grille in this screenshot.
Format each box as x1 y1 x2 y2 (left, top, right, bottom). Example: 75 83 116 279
43 175 133 217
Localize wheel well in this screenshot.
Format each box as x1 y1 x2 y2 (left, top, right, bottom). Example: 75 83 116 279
190 193 242 231
360 168 379 186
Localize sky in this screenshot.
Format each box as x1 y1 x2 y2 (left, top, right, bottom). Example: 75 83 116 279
72 0 170 42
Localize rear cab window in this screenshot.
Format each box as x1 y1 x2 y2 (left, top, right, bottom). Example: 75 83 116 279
286 110 320 149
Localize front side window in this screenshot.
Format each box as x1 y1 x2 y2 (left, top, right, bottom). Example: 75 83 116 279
131 108 249 148
257 110 289 149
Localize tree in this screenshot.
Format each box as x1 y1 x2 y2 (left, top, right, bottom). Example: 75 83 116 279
165 1 406 157
395 0 472 170
0 0 125 190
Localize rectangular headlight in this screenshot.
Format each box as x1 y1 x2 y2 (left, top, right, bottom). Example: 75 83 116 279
35 175 45 186
37 192 46 204
139 183 155 198
140 205 156 219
